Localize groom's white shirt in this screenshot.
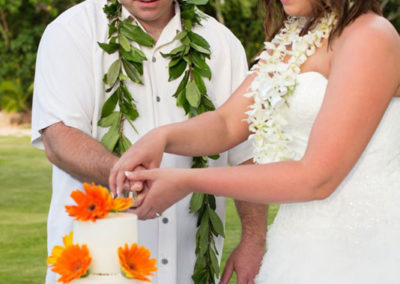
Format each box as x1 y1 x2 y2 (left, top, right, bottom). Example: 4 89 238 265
31 0 251 283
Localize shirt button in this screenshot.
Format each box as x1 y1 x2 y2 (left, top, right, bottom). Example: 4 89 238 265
156 96 161 102
152 56 156 63
162 217 168 224
161 258 168 265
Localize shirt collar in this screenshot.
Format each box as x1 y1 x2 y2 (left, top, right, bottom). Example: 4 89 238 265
121 2 182 49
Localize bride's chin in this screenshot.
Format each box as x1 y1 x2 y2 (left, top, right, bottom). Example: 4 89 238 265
282 5 313 17
284 9 313 17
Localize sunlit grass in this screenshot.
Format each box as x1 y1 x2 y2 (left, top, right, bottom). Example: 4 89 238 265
0 136 52 283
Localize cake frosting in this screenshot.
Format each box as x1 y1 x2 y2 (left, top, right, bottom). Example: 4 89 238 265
71 213 143 284
72 273 142 284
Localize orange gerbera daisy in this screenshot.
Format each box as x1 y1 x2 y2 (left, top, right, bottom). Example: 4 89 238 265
47 232 92 284
65 183 113 221
111 197 134 211
118 243 158 282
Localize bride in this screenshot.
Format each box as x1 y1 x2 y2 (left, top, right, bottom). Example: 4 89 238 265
110 0 400 282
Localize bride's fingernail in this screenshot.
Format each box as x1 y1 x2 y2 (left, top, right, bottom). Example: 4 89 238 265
125 171 132 177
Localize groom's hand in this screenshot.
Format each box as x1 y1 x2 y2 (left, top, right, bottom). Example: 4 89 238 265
220 238 265 284
220 181 267 284
125 168 191 220
110 129 166 195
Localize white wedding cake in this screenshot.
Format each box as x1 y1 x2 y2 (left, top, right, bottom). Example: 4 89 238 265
47 183 156 284
71 213 143 284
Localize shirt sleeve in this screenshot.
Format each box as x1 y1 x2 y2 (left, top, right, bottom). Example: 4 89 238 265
224 31 254 166
31 21 95 149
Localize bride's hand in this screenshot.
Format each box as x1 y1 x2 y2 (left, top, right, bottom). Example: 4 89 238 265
124 168 191 220
109 129 167 195
117 165 146 200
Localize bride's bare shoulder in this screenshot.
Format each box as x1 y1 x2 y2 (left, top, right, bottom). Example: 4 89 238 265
334 13 400 54
335 13 399 50
332 13 400 86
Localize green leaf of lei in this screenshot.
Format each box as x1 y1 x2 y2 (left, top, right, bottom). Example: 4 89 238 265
107 59 121 86
98 41 119 54
98 111 120 127
190 193 205 213
122 60 143 84
119 34 131 51
121 46 146 63
190 42 211 55
100 88 119 118
186 80 201 108
208 207 224 237
120 20 155 47
188 31 210 49
186 0 209 5
101 120 120 152
168 59 187 81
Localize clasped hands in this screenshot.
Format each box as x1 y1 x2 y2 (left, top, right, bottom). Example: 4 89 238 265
109 130 190 220
119 166 190 220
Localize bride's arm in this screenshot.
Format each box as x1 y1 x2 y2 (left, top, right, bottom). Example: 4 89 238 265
163 73 255 157
126 15 400 216
109 73 255 193
183 16 400 201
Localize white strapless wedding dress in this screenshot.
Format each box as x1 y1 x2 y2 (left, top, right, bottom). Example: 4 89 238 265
255 72 400 284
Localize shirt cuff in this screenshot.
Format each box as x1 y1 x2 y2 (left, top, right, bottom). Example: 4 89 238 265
31 117 92 150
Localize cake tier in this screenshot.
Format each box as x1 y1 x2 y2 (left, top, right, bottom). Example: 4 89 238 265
71 273 143 284
73 213 138 275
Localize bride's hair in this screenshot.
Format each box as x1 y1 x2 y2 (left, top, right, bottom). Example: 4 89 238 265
262 0 382 42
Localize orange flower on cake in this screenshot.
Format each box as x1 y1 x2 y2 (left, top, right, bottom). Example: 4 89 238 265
65 182 133 221
118 243 158 282
47 232 91 284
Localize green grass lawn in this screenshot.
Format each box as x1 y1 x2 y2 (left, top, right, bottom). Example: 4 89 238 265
0 135 277 284
0 136 52 284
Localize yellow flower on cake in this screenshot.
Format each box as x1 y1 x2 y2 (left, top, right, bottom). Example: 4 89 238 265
112 196 134 211
47 232 91 284
118 243 158 282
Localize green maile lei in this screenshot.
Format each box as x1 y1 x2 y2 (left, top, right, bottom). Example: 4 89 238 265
98 0 224 282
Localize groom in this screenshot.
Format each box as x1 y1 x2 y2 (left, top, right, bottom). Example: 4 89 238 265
31 0 267 283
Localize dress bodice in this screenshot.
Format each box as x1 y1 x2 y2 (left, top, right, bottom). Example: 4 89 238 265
280 72 400 232
256 72 400 284
284 72 329 158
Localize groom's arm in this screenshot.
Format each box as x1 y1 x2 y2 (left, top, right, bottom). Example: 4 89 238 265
220 160 267 284
32 22 119 187
42 121 118 186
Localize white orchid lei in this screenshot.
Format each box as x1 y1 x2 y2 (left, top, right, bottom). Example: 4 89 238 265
246 13 337 164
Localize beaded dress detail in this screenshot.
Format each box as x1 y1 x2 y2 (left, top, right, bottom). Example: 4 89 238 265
247 17 400 284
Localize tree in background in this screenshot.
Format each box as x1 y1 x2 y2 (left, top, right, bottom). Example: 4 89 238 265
0 0 81 113
0 0 399 113
207 0 400 62
382 0 400 30
204 0 265 62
